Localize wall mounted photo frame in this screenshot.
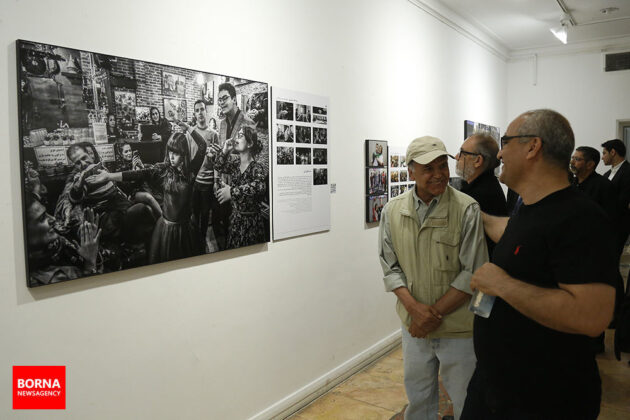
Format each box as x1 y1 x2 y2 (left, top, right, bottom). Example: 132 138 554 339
16 39 270 287
365 139 388 223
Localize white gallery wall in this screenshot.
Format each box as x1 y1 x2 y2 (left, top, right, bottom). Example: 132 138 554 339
507 51 630 173
0 0 506 418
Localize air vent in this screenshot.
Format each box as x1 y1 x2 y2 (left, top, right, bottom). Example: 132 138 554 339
605 51 630 72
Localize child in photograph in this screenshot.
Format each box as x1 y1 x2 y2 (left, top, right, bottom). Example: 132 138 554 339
208 126 267 249
372 143 384 166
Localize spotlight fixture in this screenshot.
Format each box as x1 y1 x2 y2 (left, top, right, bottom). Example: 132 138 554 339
550 15 571 44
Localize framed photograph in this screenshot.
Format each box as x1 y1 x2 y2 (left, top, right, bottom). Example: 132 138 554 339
313 148 327 165
390 170 399 183
367 167 387 195
296 126 311 144
296 147 311 165
114 90 136 128
313 127 327 145
277 146 294 165
16 39 269 287
162 71 186 97
201 80 214 105
367 194 387 223
276 124 294 143
296 104 311 123
391 185 400 198
400 170 408 182
366 139 387 167
313 106 327 125
163 98 187 122
277 101 294 121
135 106 151 124
313 168 327 185
390 155 399 167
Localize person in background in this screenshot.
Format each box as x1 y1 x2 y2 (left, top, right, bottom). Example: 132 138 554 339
462 109 617 420
149 106 172 160
455 132 507 256
106 113 125 143
380 136 487 420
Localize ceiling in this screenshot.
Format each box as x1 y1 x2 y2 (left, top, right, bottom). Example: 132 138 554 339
436 0 630 53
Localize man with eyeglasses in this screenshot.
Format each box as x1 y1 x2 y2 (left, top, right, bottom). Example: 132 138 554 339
214 82 255 249
455 133 507 256
570 146 616 221
380 136 487 420
461 109 617 420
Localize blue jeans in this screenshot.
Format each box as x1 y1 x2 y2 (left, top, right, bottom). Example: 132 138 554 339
401 327 476 420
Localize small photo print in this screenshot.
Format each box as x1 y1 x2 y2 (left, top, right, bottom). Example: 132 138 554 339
164 98 187 121
401 155 407 167
366 140 386 167
313 106 327 117
296 104 311 123
313 148 327 165
162 71 186 97
400 184 408 194
367 194 387 223
277 146 294 165
277 124 294 143
296 147 311 165
314 168 327 185
313 114 327 125
400 170 408 182
135 106 151 124
367 167 387 195
296 126 312 144
277 101 294 121
391 170 399 183
391 185 400 198
313 127 327 145
391 155 399 167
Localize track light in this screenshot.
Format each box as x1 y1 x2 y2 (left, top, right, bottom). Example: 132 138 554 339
550 15 571 44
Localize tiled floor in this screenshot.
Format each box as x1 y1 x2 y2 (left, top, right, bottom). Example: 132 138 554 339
288 330 630 419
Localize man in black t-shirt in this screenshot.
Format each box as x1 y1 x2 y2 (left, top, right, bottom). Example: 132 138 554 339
461 109 617 419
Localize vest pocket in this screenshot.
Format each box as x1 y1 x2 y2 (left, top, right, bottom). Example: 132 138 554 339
433 232 460 272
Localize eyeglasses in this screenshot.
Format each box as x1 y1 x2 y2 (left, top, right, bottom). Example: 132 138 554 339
570 156 585 162
500 134 540 149
217 95 231 104
458 149 480 158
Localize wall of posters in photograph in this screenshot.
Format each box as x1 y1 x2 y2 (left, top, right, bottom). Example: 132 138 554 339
17 39 270 287
271 87 330 240
365 139 388 223
388 146 415 199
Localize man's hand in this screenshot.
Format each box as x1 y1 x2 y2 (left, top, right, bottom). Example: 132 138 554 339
152 133 162 141
409 321 428 338
470 262 511 297
207 143 221 158
85 170 110 186
407 301 442 332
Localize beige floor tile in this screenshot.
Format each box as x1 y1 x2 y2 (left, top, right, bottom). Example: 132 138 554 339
600 372 630 412
291 393 396 420
598 406 630 420
332 371 407 412
362 354 405 384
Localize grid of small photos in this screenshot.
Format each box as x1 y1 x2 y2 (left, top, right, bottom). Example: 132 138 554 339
366 139 388 223
389 149 414 199
276 101 328 185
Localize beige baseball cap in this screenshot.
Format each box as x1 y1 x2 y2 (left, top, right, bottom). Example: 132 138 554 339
406 136 452 165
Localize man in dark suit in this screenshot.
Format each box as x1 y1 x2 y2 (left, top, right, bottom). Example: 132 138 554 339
601 139 630 254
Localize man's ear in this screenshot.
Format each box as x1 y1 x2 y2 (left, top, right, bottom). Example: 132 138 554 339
525 137 544 160
474 155 483 169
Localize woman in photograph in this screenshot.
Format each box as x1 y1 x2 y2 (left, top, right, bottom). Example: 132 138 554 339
149 106 172 160
93 131 207 263
106 113 125 143
207 126 267 249
372 143 384 167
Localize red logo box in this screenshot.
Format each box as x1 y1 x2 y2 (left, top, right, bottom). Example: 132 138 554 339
13 366 66 409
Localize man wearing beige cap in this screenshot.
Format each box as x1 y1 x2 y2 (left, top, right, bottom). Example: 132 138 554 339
379 136 488 420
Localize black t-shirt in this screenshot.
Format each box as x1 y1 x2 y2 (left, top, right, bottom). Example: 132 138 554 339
473 187 617 414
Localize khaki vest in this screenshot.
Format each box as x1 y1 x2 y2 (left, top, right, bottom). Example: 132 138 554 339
387 185 477 338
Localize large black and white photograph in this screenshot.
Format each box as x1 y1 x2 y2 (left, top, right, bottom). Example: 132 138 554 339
296 104 311 122
17 40 270 287
296 147 311 165
366 139 387 167
313 148 327 165
313 168 327 185
277 146 294 165
296 126 311 144
276 101 294 121
276 124 294 143
313 127 327 145
367 168 387 195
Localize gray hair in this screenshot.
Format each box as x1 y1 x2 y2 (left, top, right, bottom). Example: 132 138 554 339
471 132 500 173
517 109 574 169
